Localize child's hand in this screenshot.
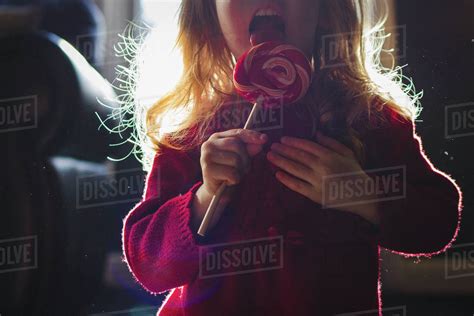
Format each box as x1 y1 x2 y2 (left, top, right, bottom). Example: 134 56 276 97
200 128 268 197
191 129 268 233
266 131 379 224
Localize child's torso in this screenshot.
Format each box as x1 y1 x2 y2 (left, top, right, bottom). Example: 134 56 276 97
175 103 380 316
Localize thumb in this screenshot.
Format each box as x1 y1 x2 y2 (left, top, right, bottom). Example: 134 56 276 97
246 143 264 157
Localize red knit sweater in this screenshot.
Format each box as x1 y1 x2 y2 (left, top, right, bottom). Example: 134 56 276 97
121 103 462 316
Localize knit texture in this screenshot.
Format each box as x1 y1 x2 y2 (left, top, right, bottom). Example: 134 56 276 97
121 106 462 316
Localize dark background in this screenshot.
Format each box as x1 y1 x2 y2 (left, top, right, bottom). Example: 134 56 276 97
0 0 473 315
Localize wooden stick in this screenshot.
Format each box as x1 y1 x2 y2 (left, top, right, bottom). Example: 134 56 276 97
197 98 263 236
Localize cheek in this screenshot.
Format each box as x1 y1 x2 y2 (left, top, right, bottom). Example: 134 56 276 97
286 1 320 57
215 1 251 59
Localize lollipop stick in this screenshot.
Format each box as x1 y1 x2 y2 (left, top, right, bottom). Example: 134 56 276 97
197 99 263 236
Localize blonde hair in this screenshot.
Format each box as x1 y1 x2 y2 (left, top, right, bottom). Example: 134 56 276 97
112 0 422 170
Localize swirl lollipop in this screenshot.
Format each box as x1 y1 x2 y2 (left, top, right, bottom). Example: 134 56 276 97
234 41 312 108
197 41 313 236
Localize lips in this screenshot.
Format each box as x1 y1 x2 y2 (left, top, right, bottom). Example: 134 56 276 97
249 15 285 35
249 15 286 46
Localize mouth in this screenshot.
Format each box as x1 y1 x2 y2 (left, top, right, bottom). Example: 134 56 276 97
248 7 286 45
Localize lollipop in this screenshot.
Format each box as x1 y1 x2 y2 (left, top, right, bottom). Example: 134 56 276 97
197 41 313 236
234 41 312 108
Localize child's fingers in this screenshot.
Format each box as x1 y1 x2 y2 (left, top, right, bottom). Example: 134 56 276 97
206 164 242 186
270 142 318 168
316 132 354 158
211 137 249 170
267 151 313 183
246 143 264 157
275 170 314 200
281 136 332 161
215 128 268 145
209 151 246 172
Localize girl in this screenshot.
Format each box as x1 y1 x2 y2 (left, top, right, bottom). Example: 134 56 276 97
121 0 463 315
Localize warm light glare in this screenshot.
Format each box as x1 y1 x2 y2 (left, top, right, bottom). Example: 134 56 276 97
136 0 183 113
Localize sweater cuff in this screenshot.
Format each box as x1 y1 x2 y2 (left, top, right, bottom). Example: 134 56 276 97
174 181 205 250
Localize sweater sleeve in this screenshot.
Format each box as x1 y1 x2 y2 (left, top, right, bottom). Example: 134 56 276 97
368 110 463 257
121 146 207 295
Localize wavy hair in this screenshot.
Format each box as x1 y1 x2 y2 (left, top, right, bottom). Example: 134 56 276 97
119 0 422 170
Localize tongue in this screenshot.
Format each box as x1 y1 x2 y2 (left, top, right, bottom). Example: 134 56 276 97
250 18 285 46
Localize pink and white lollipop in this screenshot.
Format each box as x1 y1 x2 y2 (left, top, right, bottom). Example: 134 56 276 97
233 41 313 108
198 41 313 237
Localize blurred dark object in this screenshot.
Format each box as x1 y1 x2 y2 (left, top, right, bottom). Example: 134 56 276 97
0 31 119 314
381 1 474 315
393 0 473 243
40 0 106 66
0 31 117 160
0 5 41 32
0 0 105 65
